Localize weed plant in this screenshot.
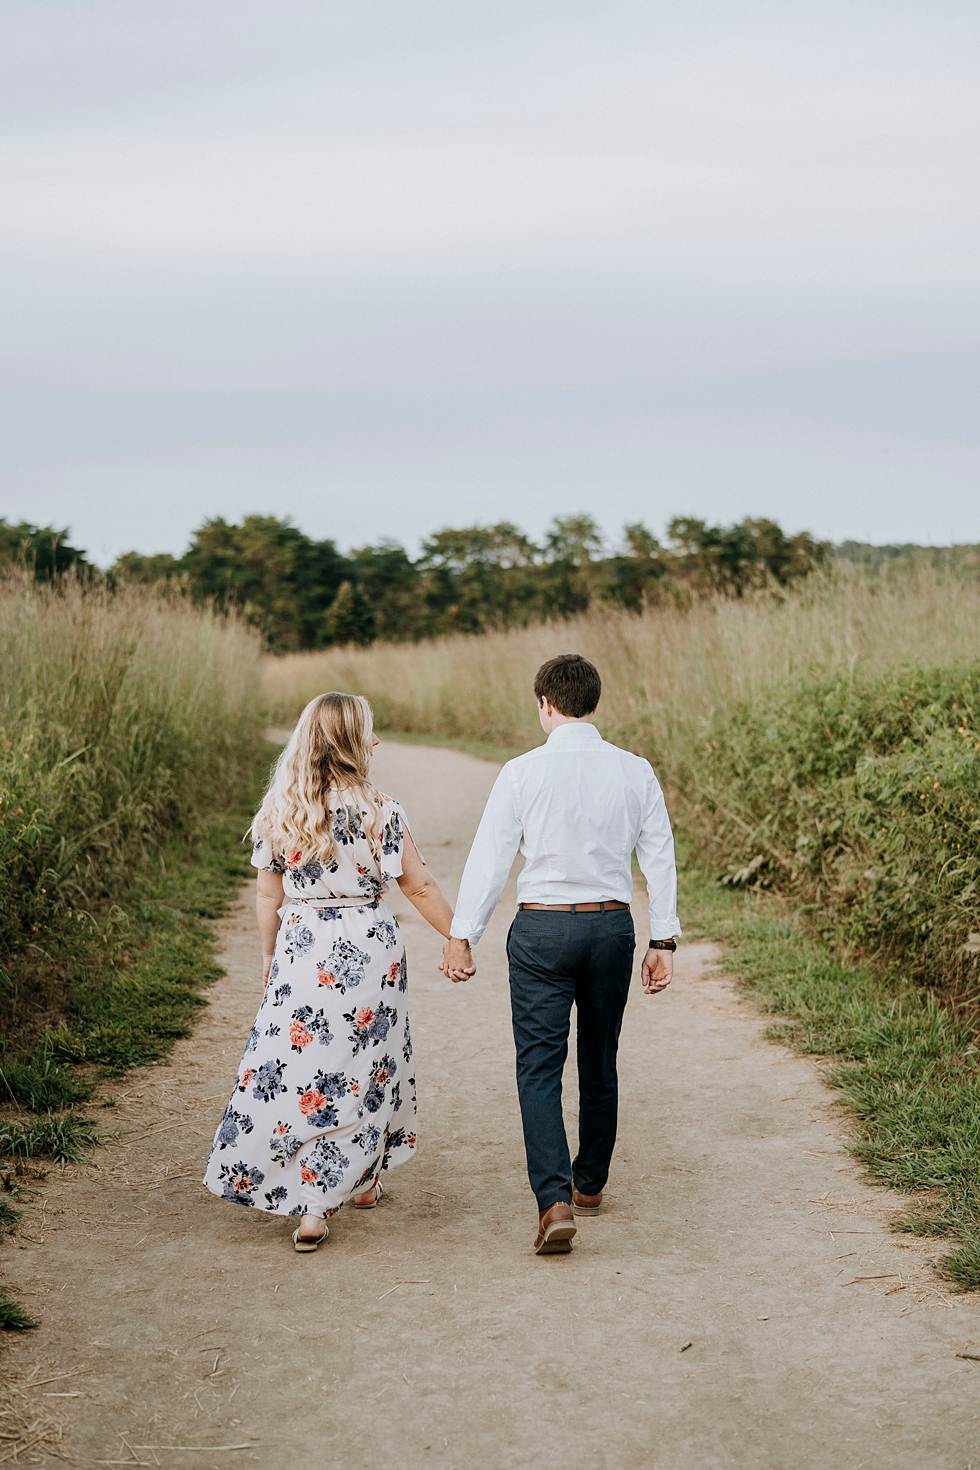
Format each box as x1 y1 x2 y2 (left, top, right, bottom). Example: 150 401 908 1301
0 571 264 1077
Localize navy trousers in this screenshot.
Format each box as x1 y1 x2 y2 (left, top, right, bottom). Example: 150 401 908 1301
506 907 635 1211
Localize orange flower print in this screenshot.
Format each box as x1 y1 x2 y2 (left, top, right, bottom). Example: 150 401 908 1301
288 913 300 926
298 1088 327 1117
290 1020 313 1049
288 851 302 866
300 1164 317 1184
356 1007 375 1029
238 1068 254 1090
349 1081 360 1094
317 966 338 988
407 1133 417 1147
388 961 400 985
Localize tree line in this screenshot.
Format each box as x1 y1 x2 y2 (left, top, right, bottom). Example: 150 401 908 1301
0 512 831 651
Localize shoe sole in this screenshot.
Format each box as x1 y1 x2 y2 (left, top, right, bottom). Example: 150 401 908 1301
292 1227 328 1252
535 1222 577 1254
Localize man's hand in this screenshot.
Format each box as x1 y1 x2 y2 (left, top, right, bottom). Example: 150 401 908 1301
440 936 476 983
641 946 673 995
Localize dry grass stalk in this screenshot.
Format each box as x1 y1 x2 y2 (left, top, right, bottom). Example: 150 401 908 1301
261 570 980 780
0 1366 77 1464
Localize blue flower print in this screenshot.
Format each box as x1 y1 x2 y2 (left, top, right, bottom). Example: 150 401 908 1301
272 983 292 1007
313 907 343 923
268 958 279 983
289 856 325 890
251 1058 288 1102
213 1105 254 1151
353 1123 382 1154
355 866 384 901
218 1159 264 1205
264 1185 288 1208
367 918 397 950
265 1023 281 1037
300 1137 350 1192
283 919 315 961
316 938 371 995
402 1016 413 1064
297 1069 350 1128
333 805 366 847
343 1001 397 1055
381 810 403 856
288 1004 333 1052
269 1121 303 1167
244 1024 260 1054
390 1080 402 1113
360 1054 396 1117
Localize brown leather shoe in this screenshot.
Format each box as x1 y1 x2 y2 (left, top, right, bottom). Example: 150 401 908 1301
534 1202 577 1255
572 1186 603 1216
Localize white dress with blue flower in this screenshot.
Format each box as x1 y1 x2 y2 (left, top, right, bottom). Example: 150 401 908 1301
202 789 418 1220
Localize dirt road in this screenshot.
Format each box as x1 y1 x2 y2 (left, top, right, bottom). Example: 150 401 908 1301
3 740 980 1468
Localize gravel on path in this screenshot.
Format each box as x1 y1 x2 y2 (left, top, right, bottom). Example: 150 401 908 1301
2 739 979 1469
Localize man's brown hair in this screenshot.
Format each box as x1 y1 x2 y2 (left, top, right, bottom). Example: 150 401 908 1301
533 654 602 718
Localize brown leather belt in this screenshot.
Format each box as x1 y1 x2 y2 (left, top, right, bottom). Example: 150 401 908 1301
518 901 630 913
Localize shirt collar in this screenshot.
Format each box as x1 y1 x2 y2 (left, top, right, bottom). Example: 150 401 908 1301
545 721 602 745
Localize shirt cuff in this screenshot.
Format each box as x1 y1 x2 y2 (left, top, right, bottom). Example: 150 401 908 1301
649 918 682 940
449 921 480 944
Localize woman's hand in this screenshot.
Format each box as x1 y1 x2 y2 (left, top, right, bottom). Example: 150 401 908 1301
439 936 476 983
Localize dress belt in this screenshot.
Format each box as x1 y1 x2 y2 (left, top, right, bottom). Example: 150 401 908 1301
281 894 378 909
518 900 630 913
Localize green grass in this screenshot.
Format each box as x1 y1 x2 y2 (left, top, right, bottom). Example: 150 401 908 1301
0 1292 36 1331
679 853 980 1289
0 744 271 1332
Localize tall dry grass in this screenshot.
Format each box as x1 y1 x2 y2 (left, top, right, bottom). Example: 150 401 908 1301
0 572 264 944
262 569 980 780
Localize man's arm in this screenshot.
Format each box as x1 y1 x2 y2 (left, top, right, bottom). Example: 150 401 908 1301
634 767 681 996
448 765 523 946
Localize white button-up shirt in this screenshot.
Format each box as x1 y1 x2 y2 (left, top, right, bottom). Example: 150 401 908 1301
450 721 681 944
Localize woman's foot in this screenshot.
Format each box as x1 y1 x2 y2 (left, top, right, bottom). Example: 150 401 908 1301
353 1179 384 1209
292 1213 329 1252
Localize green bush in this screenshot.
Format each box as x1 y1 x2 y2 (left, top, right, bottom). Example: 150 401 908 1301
680 664 980 987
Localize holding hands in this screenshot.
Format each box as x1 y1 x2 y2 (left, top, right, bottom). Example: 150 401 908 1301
440 935 476 984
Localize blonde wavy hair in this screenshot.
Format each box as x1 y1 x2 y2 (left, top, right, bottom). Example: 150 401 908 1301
251 692 382 865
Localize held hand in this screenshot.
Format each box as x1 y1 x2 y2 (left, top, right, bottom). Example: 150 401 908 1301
439 936 476 984
262 955 274 988
641 947 673 995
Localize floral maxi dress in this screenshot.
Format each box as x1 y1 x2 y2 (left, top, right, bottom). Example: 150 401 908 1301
203 789 418 1220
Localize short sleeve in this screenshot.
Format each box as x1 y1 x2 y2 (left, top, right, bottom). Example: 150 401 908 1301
251 836 285 874
378 797 419 882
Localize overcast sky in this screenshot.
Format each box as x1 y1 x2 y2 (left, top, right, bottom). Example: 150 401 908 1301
1 0 978 563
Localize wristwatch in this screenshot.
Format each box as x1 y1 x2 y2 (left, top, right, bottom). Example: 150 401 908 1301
648 938 677 951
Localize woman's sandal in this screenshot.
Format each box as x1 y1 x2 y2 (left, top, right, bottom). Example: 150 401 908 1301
292 1220 329 1252
353 1179 384 1210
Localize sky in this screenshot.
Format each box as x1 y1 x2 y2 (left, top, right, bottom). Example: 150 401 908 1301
0 0 978 564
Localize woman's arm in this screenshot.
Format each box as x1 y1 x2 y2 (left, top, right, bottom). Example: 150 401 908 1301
395 831 475 982
256 869 285 986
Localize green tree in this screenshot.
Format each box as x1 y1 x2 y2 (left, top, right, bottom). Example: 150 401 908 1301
325 581 376 646
603 523 669 610
0 520 90 580
419 523 541 633
667 516 828 595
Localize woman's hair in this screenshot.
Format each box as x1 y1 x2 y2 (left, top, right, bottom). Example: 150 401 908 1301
251 692 380 864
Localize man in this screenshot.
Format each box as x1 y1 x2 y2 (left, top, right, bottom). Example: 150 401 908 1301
441 653 680 1255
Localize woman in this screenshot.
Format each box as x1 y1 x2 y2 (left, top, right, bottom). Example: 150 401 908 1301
203 692 473 1251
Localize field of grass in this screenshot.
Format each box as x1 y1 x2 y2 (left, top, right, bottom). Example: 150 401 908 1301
266 569 980 1286
0 573 269 1326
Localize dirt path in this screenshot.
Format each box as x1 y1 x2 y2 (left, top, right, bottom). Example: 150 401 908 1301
3 740 980 1469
